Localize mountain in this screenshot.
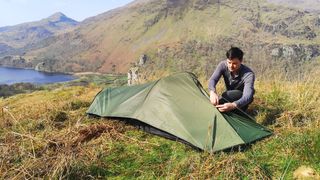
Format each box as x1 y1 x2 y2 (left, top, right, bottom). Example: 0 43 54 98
1 0 320 74
0 12 78 57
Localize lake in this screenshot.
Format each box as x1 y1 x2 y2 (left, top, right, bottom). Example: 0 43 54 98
0 66 75 85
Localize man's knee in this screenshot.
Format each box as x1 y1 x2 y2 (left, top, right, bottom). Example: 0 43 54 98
221 90 243 103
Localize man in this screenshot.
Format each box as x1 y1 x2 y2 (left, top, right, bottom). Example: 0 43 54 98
208 47 255 113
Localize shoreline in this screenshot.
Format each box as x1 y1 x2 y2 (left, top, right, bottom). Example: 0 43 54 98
0 65 73 75
0 65 102 76
0 65 125 78
72 72 102 76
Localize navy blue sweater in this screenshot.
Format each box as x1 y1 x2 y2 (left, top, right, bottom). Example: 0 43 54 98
208 60 255 108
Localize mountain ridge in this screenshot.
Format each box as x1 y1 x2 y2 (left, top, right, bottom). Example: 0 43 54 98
0 12 78 53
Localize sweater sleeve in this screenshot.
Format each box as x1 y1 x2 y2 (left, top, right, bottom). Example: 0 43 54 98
234 72 255 107
208 61 224 92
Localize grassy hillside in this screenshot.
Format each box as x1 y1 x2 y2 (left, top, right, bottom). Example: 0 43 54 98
0 69 319 179
3 0 318 74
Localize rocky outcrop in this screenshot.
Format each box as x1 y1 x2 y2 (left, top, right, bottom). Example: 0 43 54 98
270 44 320 61
127 67 140 86
243 6 319 40
261 22 317 40
35 62 46 71
139 54 147 66
127 54 149 86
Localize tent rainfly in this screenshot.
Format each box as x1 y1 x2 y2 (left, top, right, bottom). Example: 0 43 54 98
87 72 272 152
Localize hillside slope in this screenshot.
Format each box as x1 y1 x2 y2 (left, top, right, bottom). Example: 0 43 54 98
1 0 320 74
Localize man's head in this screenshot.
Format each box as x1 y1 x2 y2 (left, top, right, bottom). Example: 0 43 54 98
226 47 244 73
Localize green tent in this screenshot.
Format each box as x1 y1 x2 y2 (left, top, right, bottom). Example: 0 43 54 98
87 72 271 152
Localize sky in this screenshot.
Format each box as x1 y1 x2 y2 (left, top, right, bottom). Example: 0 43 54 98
0 0 135 27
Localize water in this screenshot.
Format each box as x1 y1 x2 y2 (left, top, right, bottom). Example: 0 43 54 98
0 66 75 85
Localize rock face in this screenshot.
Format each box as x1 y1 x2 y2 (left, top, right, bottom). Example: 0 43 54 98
127 54 149 86
35 62 46 71
255 10 318 40
270 44 320 61
127 67 140 86
139 54 147 66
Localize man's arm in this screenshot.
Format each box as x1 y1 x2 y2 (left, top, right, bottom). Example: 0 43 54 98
208 61 224 105
209 90 219 106
234 72 255 108
216 72 254 112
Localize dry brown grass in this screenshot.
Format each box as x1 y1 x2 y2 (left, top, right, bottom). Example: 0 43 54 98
0 85 163 178
0 69 319 178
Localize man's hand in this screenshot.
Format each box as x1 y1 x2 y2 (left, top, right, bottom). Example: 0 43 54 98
215 103 237 112
209 90 219 106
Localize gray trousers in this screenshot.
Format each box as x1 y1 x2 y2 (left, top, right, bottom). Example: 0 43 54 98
219 90 250 112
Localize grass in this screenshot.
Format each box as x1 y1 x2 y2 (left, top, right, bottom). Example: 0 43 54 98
0 69 319 179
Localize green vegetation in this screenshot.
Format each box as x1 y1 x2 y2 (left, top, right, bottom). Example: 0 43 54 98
0 69 319 179
0 83 43 98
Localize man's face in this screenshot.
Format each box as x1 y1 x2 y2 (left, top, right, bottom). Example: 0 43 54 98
227 58 242 73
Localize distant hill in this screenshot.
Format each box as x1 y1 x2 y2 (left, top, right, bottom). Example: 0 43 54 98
0 12 78 56
1 0 320 74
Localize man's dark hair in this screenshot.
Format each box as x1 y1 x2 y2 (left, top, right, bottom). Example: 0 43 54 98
226 47 244 61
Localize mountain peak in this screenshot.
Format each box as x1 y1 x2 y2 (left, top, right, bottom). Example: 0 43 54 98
47 12 67 20
45 12 78 24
